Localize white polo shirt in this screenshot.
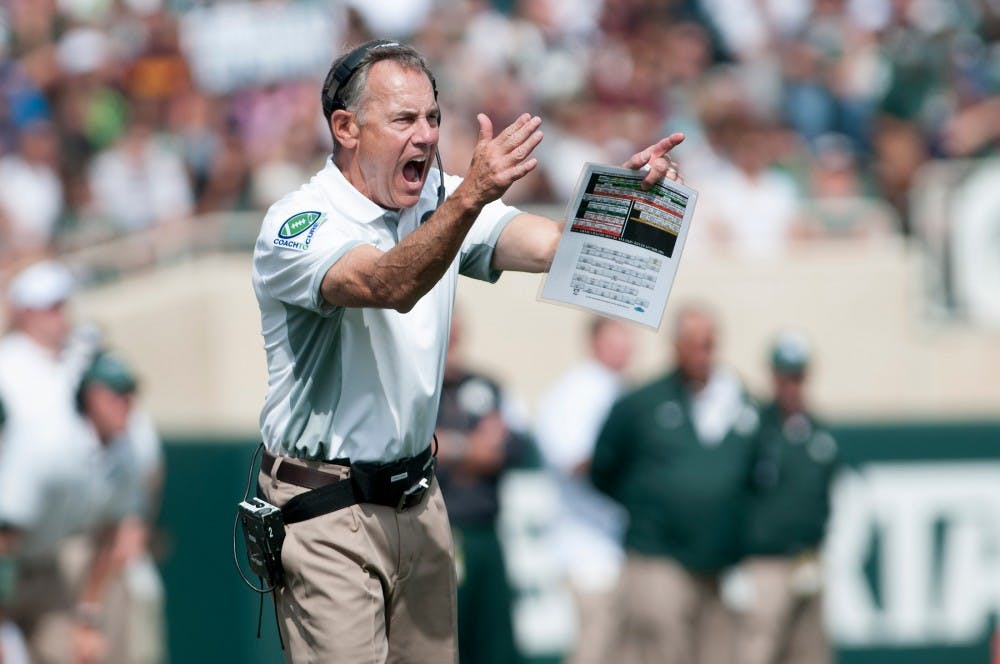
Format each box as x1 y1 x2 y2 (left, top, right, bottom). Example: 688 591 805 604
0 331 101 555
252 158 519 462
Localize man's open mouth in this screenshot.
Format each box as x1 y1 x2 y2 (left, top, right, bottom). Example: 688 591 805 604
403 156 427 184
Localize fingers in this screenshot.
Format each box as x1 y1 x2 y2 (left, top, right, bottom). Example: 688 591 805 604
620 131 686 188
503 113 543 149
649 132 686 158
622 132 686 171
642 155 682 187
476 113 494 143
518 157 539 178
463 113 543 205
485 113 544 174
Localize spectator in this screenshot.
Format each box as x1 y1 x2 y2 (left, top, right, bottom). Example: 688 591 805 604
870 117 928 236
435 312 527 664
0 0 996 262
942 97 1000 159
534 317 633 664
123 11 192 110
694 86 804 258
797 132 899 240
73 352 167 664
0 260 99 663
249 123 322 211
0 119 64 256
738 331 839 664
591 304 760 664
196 129 250 214
87 111 194 234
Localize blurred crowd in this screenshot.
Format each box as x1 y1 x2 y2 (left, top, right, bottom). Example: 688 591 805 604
2 0 999 272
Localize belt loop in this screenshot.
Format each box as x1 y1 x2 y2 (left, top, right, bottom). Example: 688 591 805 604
270 455 284 489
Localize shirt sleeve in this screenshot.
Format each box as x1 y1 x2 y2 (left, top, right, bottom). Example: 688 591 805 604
253 207 368 315
443 173 520 283
590 396 633 501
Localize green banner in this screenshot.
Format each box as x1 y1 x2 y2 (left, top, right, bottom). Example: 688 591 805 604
156 423 1000 663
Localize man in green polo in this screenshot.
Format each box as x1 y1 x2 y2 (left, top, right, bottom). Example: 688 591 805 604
738 332 839 664
591 304 760 664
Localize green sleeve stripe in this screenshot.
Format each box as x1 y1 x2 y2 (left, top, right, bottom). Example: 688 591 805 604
310 240 365 316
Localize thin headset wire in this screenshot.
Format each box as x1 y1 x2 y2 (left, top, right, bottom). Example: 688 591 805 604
232 442 277 593
231 443 285 648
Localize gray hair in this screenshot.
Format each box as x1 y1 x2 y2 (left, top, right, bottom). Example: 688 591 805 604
321 42 436 151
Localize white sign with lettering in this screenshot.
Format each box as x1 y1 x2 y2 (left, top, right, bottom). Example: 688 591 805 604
826 462 1000 646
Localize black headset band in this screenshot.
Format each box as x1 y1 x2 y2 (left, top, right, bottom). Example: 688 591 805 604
323 40 438 116
332 40 398 101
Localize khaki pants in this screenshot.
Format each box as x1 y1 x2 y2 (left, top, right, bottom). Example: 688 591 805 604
259 460 457 664
8 536 92 664
567 585 617 664
6 556 73 664
612 554 735 664
738 557 829 664
101 554 166 664
9 535 165 664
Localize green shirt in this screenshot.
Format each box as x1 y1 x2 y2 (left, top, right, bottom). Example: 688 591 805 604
591 370 760 572
744 402 839 556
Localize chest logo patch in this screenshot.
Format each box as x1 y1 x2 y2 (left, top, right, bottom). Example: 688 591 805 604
655 401 684 429
274 211 325 250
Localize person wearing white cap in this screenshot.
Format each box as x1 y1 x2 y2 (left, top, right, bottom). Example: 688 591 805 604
0 260 98 435
0 399 31 664
0 260 105 664
0 260 96 444
737 331 839 664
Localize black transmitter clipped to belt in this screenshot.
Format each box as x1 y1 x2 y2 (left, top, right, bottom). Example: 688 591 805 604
238 497 285 589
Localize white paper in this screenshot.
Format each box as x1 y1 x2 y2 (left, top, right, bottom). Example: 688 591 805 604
539 163 698 329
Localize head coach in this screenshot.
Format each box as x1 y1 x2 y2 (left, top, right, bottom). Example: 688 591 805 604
249 39 685 663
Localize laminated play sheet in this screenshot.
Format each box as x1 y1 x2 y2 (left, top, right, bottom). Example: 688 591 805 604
539 163 698 329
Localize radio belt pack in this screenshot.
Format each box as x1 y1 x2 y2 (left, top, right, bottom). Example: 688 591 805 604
234 443 436 593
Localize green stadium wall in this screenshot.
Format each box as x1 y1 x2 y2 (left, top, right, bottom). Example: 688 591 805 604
158 421 1000 663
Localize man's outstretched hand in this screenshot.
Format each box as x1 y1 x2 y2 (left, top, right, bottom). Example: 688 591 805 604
622 132 686 188
459 113 544 208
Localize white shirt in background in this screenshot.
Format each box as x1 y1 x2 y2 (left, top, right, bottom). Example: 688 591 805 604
535 359 628 592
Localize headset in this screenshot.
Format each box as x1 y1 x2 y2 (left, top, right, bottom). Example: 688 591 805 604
323 40 445 223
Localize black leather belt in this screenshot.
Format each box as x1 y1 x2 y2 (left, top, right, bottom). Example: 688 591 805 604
262 446 435 523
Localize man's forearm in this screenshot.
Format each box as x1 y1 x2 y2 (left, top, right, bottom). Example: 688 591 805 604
491 213 562 273
321 113 543 312
365 192 485 312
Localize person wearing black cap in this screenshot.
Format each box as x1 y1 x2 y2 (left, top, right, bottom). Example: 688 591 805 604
73 351 166 664
0 345 164 664
738 332 839 664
